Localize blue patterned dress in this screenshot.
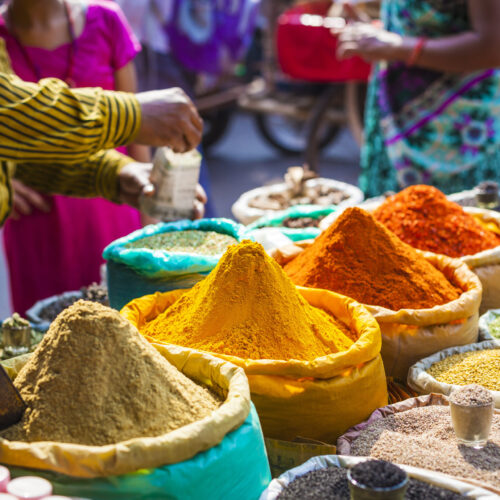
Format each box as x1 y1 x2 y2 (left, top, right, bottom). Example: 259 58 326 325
360 0 500 197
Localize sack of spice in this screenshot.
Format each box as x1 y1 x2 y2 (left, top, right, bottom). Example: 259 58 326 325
337 393 500 495
103 218 246 310
232 174 363 225
321 186 500 314
407 341 500 407
274 207 483 381
245 205 337 243
122 240 388 444
0 301 271 499
259 454 496 500
478 308 500 342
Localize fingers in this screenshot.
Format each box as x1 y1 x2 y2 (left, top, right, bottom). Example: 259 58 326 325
196 184 207 204
193 198 205 220
11 180 51 217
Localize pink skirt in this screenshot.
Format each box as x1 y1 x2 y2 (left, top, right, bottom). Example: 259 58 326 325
4 194 141 315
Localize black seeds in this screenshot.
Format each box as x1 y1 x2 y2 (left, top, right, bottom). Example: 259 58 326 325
277 466 466 500
350 459 406 489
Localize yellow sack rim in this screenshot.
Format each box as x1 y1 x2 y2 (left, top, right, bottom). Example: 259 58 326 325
0 344 251 478
271 243 482 327
121 287 382 380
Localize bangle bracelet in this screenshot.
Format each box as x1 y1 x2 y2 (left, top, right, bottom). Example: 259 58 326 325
407 37 426 66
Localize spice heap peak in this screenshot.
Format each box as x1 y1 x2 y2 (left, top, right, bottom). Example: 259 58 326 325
374 185 500 257
142 240 354 360
284 207 461 311
2 300 220 446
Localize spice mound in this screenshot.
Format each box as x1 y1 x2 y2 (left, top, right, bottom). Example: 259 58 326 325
277 466 466 499
350 459 406 489
284 207 461 311
350 405 500 490
450 385 494 407
141 240 354 361
373 185 500 257
426 349 500 391
2 301 220 446
125 230 237 255
487 314 500 340
281 216 325 229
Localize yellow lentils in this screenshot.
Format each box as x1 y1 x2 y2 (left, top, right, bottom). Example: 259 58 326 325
427 349 500 391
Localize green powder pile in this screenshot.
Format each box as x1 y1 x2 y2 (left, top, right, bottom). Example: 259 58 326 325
125 230 237 255
487 315 500 340
2 301 221 446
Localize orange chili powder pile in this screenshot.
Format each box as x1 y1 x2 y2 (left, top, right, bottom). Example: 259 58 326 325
283 207 461 311
373 185 500 258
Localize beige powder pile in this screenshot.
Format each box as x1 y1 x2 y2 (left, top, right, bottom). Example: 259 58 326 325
2 300 220 446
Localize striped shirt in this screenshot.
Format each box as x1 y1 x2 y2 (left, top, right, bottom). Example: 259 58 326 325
0 39 141 225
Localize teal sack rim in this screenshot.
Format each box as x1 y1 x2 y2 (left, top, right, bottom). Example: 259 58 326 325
102 218 247 279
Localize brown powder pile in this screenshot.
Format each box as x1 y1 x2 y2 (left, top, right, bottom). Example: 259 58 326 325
284 207 461 311
2 300 220 446
350 406 500 490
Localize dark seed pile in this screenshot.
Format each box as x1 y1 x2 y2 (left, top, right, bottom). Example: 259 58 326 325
37 283 108 322
277 466 466 500
350 460 406 488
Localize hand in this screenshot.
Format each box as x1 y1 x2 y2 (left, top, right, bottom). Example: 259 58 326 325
335 23 403 63
193 184 207 220
10 179 52 220
134 88 203 152
117 162 154 208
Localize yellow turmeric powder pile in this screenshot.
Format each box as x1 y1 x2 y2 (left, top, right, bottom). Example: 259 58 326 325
141 240 354 360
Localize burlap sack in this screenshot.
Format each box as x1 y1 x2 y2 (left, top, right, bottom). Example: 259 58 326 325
407 341 500 407
271 244 482 381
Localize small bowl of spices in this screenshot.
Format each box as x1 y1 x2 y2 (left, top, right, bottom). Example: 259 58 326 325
449 384 494 449
1 313 31 357
347 460 408 500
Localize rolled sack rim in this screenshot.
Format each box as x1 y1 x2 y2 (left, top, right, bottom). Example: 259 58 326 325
121 287 383 380
0 344 251 478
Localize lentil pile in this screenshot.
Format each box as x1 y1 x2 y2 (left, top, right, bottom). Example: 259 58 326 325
2 301 220 445
141 240 354 361
125 230 237 255
373 185 500 257
426 349 500 391
349 405 500 490
277 466 465 499
284 207 461 311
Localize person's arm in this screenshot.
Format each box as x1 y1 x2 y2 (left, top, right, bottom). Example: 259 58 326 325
115 63 151 163
336 0 500 73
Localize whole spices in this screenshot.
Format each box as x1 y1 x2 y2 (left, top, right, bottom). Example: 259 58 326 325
350 405 500 490
426 349 500 391
141 241 354 361
284 208 461 311
373 185 500 257
281 216 325 229
2 301 220 445
277 466 465 499
350 460 406 489
450 384 494 407
125 230 237 255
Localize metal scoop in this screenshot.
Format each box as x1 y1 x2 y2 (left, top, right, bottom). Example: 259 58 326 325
0 365 26 431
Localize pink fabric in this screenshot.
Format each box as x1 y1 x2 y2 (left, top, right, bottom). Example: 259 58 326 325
2 0 142 314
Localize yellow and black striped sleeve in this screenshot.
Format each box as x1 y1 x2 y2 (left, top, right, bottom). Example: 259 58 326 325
0 73 141 163
14 149 134 202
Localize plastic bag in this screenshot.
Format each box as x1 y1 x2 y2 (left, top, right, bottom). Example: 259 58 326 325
272 243 482 381
260 454 496 500
232 179 364 225
336 394 500 495
102 219 246 310
121 286 388 444
321 205 500 315
246 205 337 242
0 343 264 480
407 341 500 407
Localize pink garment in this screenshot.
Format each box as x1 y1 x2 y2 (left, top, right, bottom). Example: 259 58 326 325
2 0 142 314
